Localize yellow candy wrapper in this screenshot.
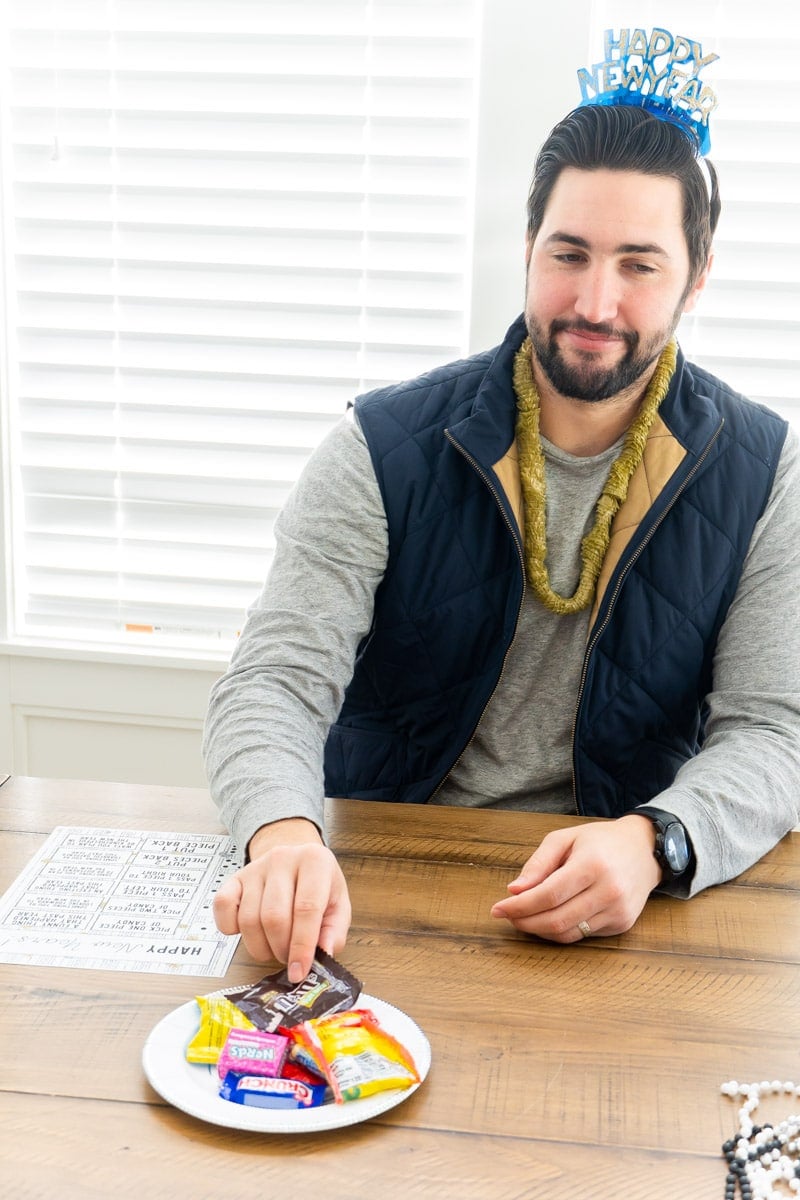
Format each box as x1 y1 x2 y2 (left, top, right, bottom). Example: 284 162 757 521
185 988 255 1065
287 1008 420 1104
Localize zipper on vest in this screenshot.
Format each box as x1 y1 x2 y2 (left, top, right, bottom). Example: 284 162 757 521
570 417 725 815
428 432 526 800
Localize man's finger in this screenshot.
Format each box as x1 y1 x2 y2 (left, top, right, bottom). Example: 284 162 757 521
284 858 340 982
500 893 601 941
506 828 578 892
212 873 244 934
317 878 353 960
492 876 582 923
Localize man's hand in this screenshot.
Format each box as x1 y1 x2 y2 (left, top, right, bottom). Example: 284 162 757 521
213 817 351 981
490 815 661 942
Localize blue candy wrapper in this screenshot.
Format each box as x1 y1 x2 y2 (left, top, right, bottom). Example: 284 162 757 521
219 1071 328 1109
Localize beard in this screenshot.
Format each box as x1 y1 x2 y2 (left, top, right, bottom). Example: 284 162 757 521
526 313 679 403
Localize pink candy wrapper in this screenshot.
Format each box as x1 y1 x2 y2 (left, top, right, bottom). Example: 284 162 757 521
217 1027 289 1081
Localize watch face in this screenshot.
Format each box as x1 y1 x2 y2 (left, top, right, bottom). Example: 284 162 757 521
664 822 690 873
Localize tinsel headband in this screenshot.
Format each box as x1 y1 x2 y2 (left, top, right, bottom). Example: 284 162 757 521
577 26 720 156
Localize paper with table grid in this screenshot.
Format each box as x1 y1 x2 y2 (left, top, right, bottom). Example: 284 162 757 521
0 826 241 974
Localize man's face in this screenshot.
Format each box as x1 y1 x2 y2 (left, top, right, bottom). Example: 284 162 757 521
524 167 709 402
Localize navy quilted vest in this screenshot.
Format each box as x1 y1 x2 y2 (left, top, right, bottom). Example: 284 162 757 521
322 316 788 816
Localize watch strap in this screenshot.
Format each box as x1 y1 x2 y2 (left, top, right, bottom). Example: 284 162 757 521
635 806 694 881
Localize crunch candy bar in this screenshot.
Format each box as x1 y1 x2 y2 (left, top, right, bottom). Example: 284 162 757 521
219 1072 328 1109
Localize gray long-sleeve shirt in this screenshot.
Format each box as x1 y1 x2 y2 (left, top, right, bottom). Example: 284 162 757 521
204 407 800 896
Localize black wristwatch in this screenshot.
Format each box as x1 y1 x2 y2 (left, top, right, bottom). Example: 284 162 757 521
636 806 694 882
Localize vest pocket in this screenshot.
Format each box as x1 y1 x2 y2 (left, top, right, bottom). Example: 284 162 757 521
323 723 406 800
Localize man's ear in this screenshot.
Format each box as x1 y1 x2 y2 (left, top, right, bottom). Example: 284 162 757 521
524 233 533 268
683 253 714 315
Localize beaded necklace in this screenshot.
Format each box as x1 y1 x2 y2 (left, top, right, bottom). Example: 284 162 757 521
512 336 677 614
720 1079 800 1197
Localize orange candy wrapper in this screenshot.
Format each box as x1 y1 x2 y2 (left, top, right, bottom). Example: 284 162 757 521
286 1008 420 1104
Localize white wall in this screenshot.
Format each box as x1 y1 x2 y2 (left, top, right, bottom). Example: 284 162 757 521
0 649 221 785
469 2 592 350
0 4 593 788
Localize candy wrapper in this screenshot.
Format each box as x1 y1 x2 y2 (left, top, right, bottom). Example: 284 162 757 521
185 987 254 1065
279 1055 328 1087
216 1027 289 1081
230 948 361 1032
287 1008 420 1104
219 1072 328 1110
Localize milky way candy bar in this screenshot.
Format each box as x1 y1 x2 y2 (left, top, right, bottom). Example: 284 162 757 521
230 948 361 1032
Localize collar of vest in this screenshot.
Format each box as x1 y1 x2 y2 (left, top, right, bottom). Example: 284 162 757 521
448 314 725 472
445 315 527 470
659 348 727 456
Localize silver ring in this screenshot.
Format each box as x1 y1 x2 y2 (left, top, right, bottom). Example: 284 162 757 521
577 920 592 938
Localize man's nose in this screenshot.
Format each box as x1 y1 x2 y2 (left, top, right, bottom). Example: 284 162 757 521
573 266 621 325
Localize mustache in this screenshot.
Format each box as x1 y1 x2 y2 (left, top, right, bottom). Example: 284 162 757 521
550 318 637 348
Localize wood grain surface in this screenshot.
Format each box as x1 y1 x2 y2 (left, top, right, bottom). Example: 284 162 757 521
3 775 797 1199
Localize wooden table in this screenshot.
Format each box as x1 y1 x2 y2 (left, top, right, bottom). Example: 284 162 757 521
3 775 799 1199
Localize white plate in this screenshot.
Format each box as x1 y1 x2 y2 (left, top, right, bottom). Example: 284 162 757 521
142 992 431 1134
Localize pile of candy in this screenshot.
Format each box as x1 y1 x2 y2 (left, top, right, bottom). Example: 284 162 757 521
186 949 420 1110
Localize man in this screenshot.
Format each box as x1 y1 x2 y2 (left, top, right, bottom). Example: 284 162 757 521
204 102 800 983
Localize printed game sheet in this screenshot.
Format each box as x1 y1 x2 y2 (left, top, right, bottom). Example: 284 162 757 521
0 826 241 975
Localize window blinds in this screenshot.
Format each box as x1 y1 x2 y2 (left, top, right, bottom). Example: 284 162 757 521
679 14 800 423
1 0 480 650
590 1 800 425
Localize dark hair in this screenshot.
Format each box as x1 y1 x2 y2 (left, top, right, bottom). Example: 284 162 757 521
527 105 721 289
